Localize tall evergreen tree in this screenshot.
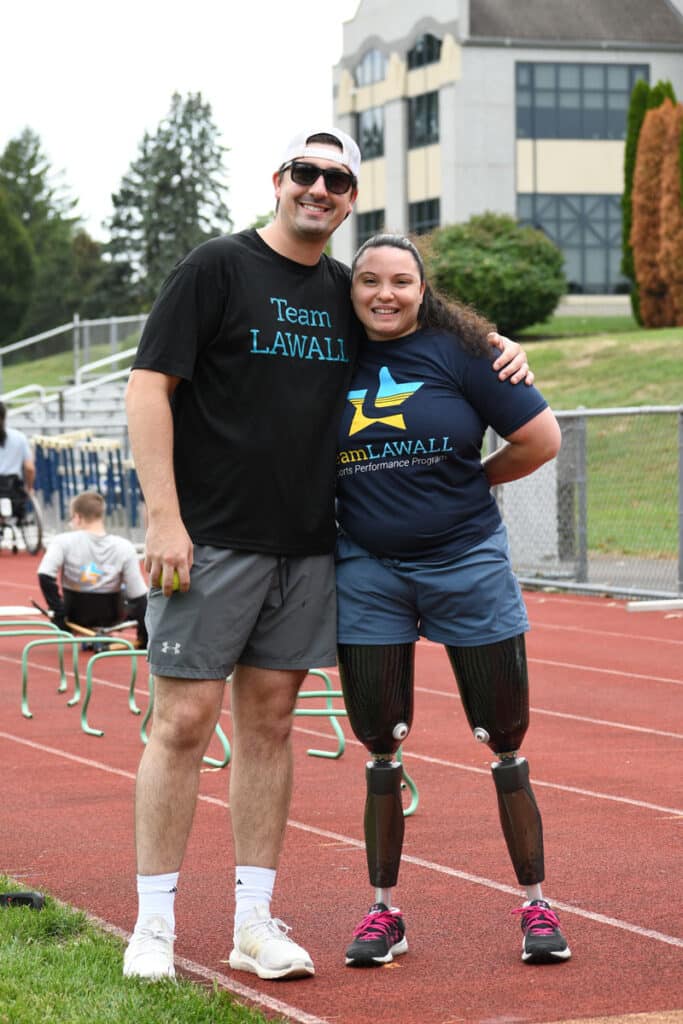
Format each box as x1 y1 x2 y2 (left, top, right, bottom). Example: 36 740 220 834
658 102 683 325
621 80 650 323
0 128 80 337
107 92 232 306
631 99 677 326
621 80 677 324
0 187 35 343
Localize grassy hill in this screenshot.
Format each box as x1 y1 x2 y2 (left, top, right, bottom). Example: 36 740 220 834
3 315 681 411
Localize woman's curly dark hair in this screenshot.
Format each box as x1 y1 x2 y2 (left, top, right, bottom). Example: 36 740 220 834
351 233 495 356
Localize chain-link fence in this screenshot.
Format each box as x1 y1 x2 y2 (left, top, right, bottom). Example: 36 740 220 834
495 406 683 598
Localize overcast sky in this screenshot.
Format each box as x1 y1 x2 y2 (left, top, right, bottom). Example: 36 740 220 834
2 0 360 239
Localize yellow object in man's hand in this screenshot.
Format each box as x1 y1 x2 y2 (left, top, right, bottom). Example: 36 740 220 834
172 570 181 592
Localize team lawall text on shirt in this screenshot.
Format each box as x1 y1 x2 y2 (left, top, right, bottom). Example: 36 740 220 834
249 296 349 362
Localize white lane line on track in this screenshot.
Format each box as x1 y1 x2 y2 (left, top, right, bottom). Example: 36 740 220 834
413 644 683 685
2 729 682 951
3 653 682 808
416 684 683 740
6 581 680 644
529 657 683 686
290 724 683 816
79 913 330 1024
530 621 683 646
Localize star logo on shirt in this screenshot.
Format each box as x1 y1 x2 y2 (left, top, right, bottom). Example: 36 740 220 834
347 366 423 437
80 561 103 586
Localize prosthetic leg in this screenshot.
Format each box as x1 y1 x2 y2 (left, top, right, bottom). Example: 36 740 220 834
447 635 571 962
337 643 415 890
446 635 544 885
338 643 414 965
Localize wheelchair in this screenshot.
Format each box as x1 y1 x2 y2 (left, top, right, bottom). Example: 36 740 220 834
0 475 44 555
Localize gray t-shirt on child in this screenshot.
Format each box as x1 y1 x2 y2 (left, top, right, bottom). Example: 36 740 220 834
38 531 147 598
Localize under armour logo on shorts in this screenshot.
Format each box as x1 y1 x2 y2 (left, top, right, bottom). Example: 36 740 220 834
161 641 182 654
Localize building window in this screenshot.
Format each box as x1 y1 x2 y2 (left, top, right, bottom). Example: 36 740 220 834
516 62 649 140
355 49 387 87
407 33 442 70
409 199 440 235
357 107 384 159
356 210 385 247
408 91 439 148
518 193 627 293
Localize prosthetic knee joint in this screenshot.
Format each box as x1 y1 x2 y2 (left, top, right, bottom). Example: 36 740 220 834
447 637 544 885
337 643 414 887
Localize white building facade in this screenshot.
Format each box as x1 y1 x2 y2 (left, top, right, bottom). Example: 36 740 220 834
331 0 683 294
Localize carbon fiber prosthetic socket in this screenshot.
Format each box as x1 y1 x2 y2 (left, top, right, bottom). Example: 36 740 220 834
445 635 530 754
337 643 415 887
337 643 415 755
446 636 544 885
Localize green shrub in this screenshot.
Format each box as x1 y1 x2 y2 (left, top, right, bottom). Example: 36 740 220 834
423 212 566 335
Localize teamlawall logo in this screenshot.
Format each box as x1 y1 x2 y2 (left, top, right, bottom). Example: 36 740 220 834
346 366 422 437
79 561 103 585
338 365 453 473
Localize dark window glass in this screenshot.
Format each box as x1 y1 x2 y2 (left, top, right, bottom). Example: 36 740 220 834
557 91 581 137
355 49 387 87
517 193 627 293
356 210 385 247
607 91 628 140
516 62 649 139
408 199 440 235
407 33 442 69
357 107 384 159
408 91 439 148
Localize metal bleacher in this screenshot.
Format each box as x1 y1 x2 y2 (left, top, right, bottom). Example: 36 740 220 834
3 332 143 544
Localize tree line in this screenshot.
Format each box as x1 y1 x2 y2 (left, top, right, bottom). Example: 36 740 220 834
0 92 233 345
5 81 682 346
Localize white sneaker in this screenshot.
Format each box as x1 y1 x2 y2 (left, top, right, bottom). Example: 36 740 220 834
229 904 314 980
123 915 176 980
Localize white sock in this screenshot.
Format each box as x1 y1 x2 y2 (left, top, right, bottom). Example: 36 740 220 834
234 865 276 935
135 872 179 931
524 884 544 904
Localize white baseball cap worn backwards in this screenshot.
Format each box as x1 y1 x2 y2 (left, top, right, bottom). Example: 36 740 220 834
280 127 361 180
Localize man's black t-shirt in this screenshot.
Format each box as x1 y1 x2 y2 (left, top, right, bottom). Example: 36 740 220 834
133 229 359 555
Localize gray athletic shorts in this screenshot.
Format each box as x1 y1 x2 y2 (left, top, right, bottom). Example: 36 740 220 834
146 545 337 679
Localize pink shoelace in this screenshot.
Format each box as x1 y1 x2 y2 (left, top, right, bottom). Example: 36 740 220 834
513 902 560 934
354 908 401 941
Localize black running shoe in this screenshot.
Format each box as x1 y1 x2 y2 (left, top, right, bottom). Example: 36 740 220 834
514 899 571 963
345 902 408 966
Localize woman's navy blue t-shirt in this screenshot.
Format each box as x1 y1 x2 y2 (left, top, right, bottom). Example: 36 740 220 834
335 327 548 560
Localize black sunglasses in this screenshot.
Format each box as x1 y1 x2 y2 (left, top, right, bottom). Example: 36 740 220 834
281 160 356 195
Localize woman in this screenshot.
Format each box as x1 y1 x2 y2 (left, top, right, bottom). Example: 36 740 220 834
335 234 570 968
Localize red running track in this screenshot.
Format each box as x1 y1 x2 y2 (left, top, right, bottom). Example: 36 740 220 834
1 551 682 1024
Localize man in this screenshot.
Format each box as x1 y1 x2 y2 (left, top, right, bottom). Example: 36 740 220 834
0 400 35 520
123 127 532 982
37 490 148 647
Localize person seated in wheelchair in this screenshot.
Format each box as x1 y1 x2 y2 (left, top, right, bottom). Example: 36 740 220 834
0 400 35 522
37 490 148 648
